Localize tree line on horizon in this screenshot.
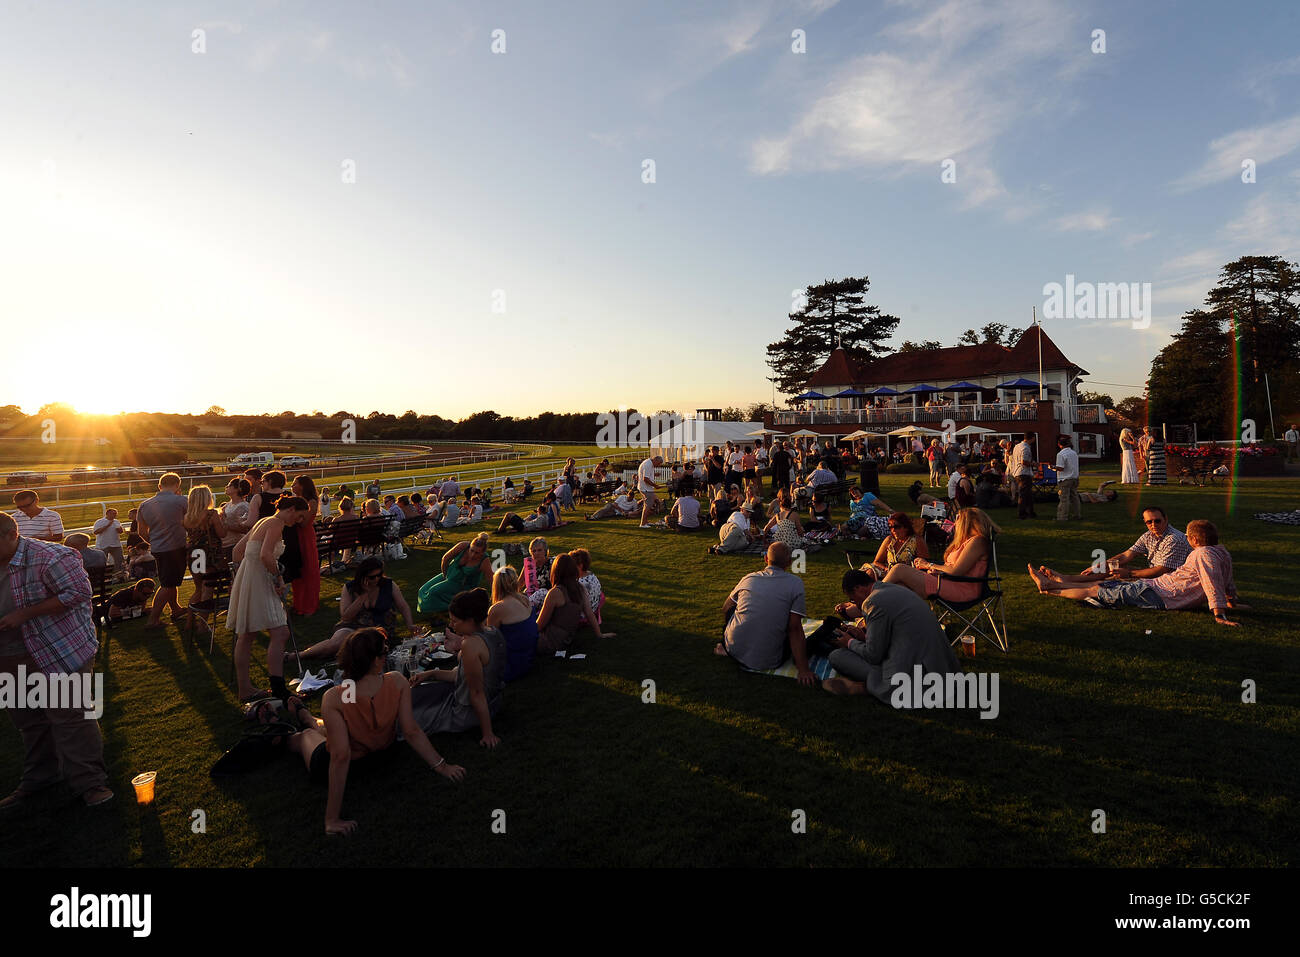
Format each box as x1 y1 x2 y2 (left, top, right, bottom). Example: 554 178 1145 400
0 404 778 444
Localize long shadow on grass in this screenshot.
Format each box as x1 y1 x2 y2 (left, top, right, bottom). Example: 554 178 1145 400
598 621 1298 865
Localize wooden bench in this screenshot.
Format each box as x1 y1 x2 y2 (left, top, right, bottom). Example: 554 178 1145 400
398 514 438 545
580 480 619 503
799 479 852 505
314 516 390 570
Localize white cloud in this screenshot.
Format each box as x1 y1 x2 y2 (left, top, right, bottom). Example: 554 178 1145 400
645 0 838 104
1056 209 1115 232
749 0 1082 213
1121 231 1156 248
1244 54 1300 107
1171 113 1300 192
1223 169 1300 253
1157 248 1226 276
383 45 416 90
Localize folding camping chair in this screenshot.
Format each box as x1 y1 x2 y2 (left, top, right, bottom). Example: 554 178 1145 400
186 566 234 654
927 530 1008 653
844 548 877 572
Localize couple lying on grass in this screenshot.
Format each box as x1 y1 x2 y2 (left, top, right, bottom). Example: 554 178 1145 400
1026 510 1247 625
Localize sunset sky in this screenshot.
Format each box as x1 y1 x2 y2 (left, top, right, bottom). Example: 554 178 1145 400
3 0 1298 419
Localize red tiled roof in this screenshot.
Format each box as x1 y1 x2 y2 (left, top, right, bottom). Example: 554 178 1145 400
806 348 861 387
805 327 1087 388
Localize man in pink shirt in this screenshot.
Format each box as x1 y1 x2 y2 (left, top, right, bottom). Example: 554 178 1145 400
1027 520 1245 625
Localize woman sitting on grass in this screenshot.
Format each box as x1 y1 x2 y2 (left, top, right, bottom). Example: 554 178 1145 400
805 491 833 532
764 488 806 549
866 512 930 574
418 533 493 616
300 557 417 660
127 541 155 579
841 485 895 538
486 567 538 682
410 588 505 747
282 626 464 836
883 507 999 604
522 537 552 609
537 553 611 652
569 548 611 632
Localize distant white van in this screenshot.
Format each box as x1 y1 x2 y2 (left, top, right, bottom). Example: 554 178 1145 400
278 455 312 469
228 451 275 469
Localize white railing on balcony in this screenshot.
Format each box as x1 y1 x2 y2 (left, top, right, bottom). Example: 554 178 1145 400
773 402 1052 427
1069 404 1107 424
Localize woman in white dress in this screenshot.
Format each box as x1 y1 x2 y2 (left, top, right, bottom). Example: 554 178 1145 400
1119 428 1140 484
229 495 310 702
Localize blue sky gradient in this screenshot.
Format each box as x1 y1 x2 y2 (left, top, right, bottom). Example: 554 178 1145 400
3 0 1297 417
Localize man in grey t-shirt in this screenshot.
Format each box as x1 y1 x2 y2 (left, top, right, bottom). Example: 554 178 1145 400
136 473 188 626
716 543 813 686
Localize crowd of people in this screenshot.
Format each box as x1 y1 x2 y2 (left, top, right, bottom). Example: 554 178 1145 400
0 434 1256 830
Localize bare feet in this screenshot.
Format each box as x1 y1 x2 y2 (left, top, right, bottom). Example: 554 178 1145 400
823 677 866 696
1026 564 1051 594
713 642 729 657
1038 565 1063 582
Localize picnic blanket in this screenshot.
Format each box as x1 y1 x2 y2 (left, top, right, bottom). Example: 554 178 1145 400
711 541 824 556
739 620 839 680
741 654 838 680
1253 510 1300 525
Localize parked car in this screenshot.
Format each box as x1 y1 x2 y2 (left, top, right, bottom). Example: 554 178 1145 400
227 451 275 470
277 455 312 469
5 471 48 486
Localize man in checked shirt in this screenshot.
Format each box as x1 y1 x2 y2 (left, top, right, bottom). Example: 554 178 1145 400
0 512 113 810
1030 505 1191 585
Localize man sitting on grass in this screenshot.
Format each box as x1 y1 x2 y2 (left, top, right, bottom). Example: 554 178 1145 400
1031 505 1190 586
666 488 701 532
713 503 759 554
714 542 814 686
1027 519 1246 625
588 489 638 521
821 568 962 698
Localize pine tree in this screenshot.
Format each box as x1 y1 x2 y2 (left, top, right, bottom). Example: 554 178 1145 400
1149 255 1299 436
765 276 901 396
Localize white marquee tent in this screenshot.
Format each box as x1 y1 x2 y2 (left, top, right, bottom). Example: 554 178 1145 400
649 420 768 462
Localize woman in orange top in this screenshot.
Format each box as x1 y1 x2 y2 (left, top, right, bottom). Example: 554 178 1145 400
883 508 999 603
285 627 465 836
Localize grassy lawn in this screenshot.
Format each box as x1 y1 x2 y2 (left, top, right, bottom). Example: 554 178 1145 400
1 468 1297 867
